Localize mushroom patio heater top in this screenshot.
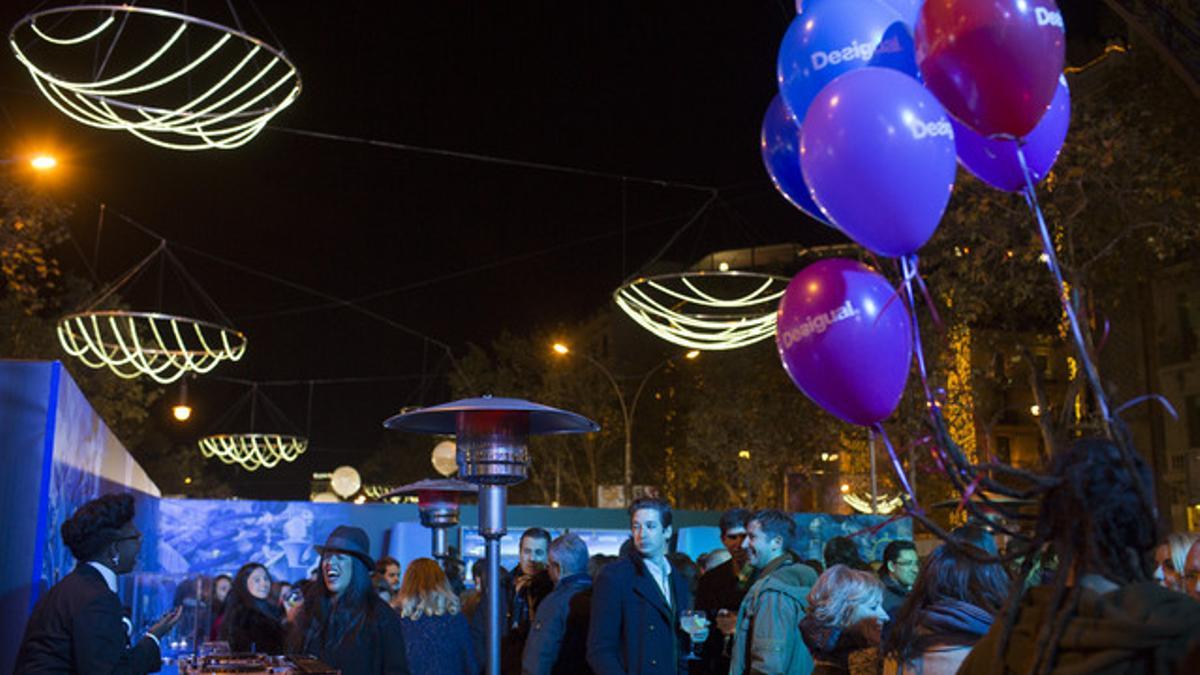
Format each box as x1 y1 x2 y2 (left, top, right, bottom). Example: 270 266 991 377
384 478 479 564
383 396 598 675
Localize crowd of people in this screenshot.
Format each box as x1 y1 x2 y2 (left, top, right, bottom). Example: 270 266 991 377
15 437 1200 674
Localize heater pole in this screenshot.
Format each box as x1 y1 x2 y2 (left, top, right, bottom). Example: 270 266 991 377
480 484 506 675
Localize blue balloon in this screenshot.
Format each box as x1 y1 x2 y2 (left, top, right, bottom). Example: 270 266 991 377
760 94 832 226
777 0 902 122
800 67 957 257
867 21 920 81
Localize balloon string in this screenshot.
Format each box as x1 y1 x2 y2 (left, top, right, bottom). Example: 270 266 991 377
900 255 936 416
1114 393 1178 420
1014 142 1112 426
873 423 919 511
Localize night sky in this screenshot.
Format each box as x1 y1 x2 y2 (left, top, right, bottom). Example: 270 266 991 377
0 1 1115 498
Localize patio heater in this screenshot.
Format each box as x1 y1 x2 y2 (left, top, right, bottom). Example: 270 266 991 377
384 396 598 675
384 478 478 564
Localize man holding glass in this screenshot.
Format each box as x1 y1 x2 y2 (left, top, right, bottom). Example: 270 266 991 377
587 496 707 674
729 509 816 675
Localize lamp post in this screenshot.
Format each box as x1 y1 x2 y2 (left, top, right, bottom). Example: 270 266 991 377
384 396 597 675
552 343 698 506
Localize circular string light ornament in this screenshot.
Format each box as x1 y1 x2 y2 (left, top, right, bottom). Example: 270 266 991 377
57 310 247 384
613 270 790 351
197 433 308 471
9 4 301 150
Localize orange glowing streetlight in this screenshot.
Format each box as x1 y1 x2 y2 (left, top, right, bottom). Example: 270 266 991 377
29 154 57 171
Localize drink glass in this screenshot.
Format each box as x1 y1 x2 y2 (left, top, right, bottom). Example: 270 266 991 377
679 610 709 661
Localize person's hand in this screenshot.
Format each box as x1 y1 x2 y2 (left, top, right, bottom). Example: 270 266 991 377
715 609 737 636
286 601 303 623
149 606 183 639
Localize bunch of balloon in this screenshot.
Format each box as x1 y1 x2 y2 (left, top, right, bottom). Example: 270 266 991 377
767 0 1074 504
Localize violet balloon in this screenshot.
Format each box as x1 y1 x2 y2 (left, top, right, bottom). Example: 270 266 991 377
915 0 1066 138
800 67 957 257
776 258 912 426
777 0 901 122
761 94 832 226
953 74 1070 192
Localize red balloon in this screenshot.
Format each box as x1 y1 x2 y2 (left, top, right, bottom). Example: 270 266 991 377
915 0 1066 138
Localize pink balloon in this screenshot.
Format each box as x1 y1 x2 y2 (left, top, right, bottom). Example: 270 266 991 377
915 0 1066 138
776 258 912 426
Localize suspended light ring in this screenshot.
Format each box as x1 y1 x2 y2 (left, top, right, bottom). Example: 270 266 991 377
613 270 789 351
197 433 308 471
10 4 301 150
56 310 247 384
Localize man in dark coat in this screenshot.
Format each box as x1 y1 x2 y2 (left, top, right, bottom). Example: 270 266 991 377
522 532 594 674
694 507 751 674
15 493 181 674
503 527 554 672
587 497 706 675
878 540 918 618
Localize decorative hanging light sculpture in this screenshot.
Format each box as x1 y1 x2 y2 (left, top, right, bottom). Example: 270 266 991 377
9 5 301 150
57 310 246 384
613 270 789 351
197 433 308 471
197 384 309 471
56 238 247 384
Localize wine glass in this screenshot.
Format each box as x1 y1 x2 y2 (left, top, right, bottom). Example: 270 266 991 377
679 610 709 661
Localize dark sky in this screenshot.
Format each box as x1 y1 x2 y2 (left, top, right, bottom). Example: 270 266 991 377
0 1 1116 497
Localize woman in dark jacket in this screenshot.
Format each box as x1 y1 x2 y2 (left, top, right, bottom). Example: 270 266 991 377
288 526 411 674
397 558 480 675
219 562 286 653
800 564 889 674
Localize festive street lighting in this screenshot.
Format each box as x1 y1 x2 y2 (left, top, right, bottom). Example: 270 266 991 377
551 342 697 506
383 396 597 675
171 379 192 422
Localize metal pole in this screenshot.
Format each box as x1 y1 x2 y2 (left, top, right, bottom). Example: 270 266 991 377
869 429 878 514
431 527 447 561
479 484 506 675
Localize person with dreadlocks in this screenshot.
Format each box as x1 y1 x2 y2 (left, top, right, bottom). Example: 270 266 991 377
958 437 1200 675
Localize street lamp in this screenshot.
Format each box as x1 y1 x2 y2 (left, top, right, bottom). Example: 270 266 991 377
551 342 699 506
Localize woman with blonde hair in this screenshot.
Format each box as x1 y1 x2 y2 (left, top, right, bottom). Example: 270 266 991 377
1154 531 1199 592
800 564 889 674
396 558 479 675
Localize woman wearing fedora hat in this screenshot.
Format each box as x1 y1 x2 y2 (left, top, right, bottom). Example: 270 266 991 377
287 526 411 674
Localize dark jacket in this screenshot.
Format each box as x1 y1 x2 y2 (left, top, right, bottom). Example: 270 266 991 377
880 575 908 620
219 599 285 654
400 612 480 675
298 593 411 675
800 614 879 675
586 552 693 675
958 582 1200 675
693 558 751 675
522 573 593 675
14 564 161 674
730 556 817 675
504 566 554 673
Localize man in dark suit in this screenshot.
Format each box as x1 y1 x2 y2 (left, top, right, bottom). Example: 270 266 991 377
15 493 181 674
587 497 707 675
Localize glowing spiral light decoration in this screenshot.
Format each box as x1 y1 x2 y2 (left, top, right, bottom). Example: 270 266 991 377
842 492 905 515
9 5 301 150
57 310 247 384
197 433 308 471
613 271 789 350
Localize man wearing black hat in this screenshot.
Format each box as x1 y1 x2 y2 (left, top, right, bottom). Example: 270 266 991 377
287 525 411 675
15 493 182 674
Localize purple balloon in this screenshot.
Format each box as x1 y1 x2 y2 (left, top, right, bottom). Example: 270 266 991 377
776 258 912 426
952 74 1070 192
800 67 957 257
761 94 832 226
